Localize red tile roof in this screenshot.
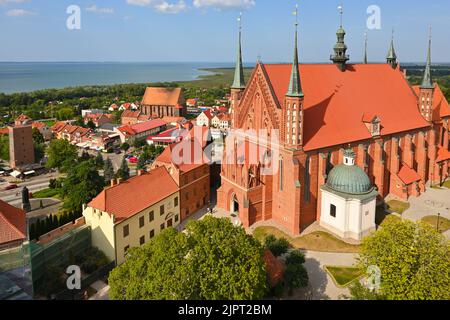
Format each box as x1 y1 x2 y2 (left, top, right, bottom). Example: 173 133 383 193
397 163 421 185
88 166 178 223
0 200 26 245
412 84 450 120
436 147 450 163
202 110 214 120
121 110 141 119
0 128 9 135
262 63 430 151
142 87 183 106
118 119 166 136
32 121 46 129
15 114 32 123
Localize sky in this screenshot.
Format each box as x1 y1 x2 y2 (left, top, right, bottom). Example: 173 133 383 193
0 0 449 63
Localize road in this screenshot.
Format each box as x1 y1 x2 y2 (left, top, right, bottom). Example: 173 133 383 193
0 173 59 206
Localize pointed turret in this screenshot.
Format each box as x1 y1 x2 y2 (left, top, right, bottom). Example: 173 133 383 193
418 27 435 122
231 13 245 89
330 6 349 71
386 29 398 69
421 28 434 89
282 4 305 149
286 5 303 97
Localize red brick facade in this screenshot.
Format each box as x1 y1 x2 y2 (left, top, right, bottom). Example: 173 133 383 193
217 63 450 235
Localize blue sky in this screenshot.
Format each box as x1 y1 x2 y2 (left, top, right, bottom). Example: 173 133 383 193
0 0 449 63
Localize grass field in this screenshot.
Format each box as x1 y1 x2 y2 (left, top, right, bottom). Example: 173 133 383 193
422 215 450 232
31 188 60 199
324 266 364 287
253 226 360 253
179 68 253 88
386 200 410 214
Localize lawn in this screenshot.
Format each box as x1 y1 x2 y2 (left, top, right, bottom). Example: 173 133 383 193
422 215 450 233
375 206 401 226
443 180 450 189
253 226 360 253
324 265 364 287
32 188 60 199
386 200 410 214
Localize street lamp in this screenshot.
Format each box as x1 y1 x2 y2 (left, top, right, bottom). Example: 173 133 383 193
437 212 441 232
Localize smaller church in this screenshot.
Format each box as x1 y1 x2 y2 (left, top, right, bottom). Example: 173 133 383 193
320 149 378 240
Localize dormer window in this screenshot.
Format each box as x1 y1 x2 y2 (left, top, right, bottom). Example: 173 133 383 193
362 114 381 137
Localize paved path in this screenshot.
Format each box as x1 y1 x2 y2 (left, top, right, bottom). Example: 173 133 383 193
402 187 450 222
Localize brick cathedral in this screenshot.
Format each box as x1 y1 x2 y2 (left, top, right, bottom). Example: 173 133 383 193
217 14 450 235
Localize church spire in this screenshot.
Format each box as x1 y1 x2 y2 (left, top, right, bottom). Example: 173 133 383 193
331 5 349 71
421 26 434 89
386 29 398 69
364 32 368 64
231 12 245 89
286 4 303 97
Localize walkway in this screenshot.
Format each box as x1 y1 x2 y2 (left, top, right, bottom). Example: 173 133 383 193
402 187 450 222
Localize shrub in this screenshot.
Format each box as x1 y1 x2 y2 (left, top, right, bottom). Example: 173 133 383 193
264 235 290 257
284 250 309 293
76 247 109 274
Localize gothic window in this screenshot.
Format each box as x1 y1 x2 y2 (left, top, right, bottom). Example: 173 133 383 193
304 156 311 202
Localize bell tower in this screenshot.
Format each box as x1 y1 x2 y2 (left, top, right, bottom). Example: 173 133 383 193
282 4 304 149
330 5 349 72
230 13 246 128
419 27 435 122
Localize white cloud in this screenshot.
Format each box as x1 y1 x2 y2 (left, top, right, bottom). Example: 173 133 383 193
5 8 36 16
193 0 255 10
0 0 29 5
126 0 186 14
86 5 114 14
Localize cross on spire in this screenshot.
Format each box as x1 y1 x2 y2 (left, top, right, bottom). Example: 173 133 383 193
338 4 343 27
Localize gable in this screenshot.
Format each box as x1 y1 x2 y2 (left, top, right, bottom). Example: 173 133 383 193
236 64 281 131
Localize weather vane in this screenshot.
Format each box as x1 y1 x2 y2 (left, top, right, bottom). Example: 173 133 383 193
238 12 242 31
338 4 343 27
293 4 299 27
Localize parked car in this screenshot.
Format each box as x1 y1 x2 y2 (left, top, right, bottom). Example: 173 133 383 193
127 157 138 164
4 184 18 191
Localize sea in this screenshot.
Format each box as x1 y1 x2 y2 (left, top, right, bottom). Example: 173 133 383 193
0 62 235 94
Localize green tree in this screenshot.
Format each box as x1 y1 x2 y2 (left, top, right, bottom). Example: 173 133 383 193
56 107 75 121
34 143 45 162
284 250 308 292
264 235 290 257
32 127 44 144
103 158 115 183
109 217 268 300
117 157 130 181
94 152 104 168
136 156 146 170
45 139 78 172
0 134 10 161
61 160 105 213
121 142 130 152
353 219 450 300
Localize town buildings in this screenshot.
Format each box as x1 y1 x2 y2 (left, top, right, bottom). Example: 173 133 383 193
121 110 151 126
141 87 186 118
51 122 92 144
217 16 450 237
116 119 167 144
152 127 211 222
196 110 214 127
82 167 180 265
83 113 113 128
8 125 35 169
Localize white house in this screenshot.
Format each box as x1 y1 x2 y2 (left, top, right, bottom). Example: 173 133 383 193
196 110 214 127
319 149 378 241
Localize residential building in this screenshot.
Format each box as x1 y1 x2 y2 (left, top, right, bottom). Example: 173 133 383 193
83 113 113 128
218 113 231 130
83 167 180 265
217 16 450 237
8 125 35 169
196 110 214 127
51 122 92 144
186 98 198 107
152 127 211 221
116 119 167 144
31 122 52 141
141 87 186 118
121 110 151 126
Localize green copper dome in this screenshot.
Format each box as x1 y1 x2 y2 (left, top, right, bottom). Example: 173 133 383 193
326 150 373 195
